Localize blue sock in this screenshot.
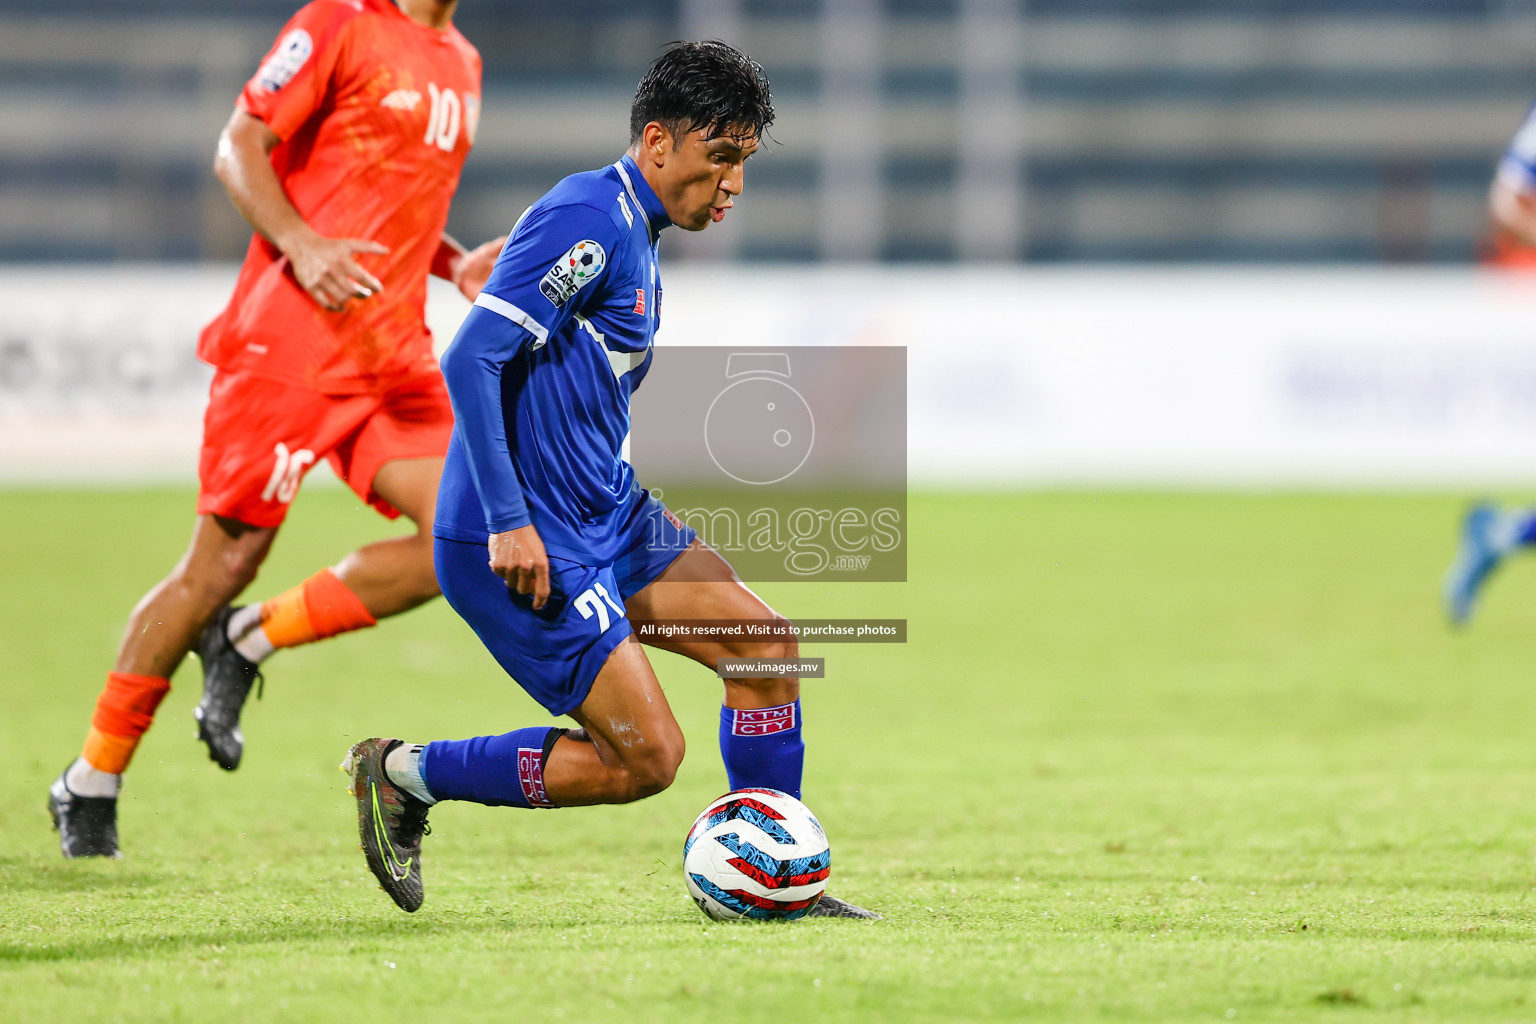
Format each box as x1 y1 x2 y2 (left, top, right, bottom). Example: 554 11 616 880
419 727 564 808
718 700 804 799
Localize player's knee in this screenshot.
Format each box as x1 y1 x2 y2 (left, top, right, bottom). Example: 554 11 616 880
748 617 798 662
174 547 263 605
217 548 265 596
622 736 685 800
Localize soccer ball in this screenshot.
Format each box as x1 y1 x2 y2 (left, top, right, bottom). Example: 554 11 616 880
682 788 830 921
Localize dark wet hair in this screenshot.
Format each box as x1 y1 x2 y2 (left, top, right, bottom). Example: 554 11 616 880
629 40 774 145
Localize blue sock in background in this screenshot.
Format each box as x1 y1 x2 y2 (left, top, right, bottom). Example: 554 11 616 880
718 700 804 799
420 726 563 808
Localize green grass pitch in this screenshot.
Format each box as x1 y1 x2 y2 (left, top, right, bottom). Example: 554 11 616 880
6 487 1536 1021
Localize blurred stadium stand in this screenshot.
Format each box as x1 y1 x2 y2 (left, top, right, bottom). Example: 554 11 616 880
5 0 1536 263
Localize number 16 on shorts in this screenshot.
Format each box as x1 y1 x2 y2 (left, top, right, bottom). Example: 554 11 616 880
262 442 316 505
574 583 625 632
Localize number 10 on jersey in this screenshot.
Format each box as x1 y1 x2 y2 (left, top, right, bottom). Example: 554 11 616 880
424 83 461 151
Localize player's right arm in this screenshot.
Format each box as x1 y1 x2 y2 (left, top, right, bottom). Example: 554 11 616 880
217 1 384 311
439 301 545 604
213 110 385 311
438 202 620 608
1491 102 1536 246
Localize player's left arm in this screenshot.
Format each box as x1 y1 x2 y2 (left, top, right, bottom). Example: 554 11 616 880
432 234 506 302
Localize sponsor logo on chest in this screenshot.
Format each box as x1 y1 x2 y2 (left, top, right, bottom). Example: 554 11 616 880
369 49 478 151
380 88 422 111
372 81 479 151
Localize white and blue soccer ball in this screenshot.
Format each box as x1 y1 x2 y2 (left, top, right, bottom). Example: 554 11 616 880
682 788 830 921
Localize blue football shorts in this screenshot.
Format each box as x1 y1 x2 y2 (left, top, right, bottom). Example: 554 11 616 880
434 490 697 717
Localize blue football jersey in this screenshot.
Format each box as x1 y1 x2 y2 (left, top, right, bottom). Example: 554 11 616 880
435 155 669 563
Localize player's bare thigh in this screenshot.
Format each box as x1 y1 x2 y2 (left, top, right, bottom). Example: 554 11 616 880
547 636 685 804
625 539 799 706
368 456 444 529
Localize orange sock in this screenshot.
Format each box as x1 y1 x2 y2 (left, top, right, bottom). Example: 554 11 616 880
82 672 171 774
259 568 376 650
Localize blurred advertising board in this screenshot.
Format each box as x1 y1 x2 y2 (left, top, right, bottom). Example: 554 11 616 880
6 265 1536 486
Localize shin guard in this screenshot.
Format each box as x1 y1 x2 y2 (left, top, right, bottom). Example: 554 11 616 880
82 672 171 774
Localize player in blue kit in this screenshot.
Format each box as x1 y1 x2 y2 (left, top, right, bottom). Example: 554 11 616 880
342 41 878 920
1444 503 1536 624
1443 99 1536 624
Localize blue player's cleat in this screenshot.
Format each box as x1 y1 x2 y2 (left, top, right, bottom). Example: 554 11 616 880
806 894 882 920
343 738 431 913
1444 503 1508 626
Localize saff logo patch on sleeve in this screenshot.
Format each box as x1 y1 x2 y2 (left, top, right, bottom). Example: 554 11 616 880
539 240 606 305
256 28 313 93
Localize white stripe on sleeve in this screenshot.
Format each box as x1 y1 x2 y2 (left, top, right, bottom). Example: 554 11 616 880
473 292 550 347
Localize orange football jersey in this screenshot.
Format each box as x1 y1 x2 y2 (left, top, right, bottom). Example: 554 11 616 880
199 0 482 394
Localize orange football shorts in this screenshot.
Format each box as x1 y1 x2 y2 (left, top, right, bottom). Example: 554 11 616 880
196 369 453 528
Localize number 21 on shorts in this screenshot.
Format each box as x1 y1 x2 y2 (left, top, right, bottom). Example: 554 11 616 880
574 583 625 633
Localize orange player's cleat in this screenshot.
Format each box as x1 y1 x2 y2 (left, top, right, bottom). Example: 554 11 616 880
193 607 264 771
48 767 120 859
